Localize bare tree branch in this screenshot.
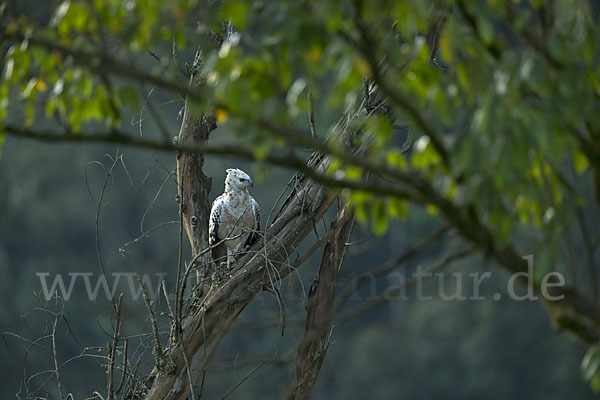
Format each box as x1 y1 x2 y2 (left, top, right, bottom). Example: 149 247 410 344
138 277 164 372
287 204 353 400
51 302 64 400
334 225 450 310
335 247 475 325
107 294 124 400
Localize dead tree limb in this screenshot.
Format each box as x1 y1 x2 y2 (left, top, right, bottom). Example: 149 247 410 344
287 204 353 400
176 50 216 299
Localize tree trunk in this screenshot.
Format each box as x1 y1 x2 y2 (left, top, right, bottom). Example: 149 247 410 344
176 51 215 296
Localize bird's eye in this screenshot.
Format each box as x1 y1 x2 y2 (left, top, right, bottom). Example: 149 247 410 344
239 178 246 182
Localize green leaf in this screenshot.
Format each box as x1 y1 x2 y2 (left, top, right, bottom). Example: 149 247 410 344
373 200 388 236
411 135 441 169
386 150 407 169
25 102 35 127
58 1 89 36
344 166 363 181
223 2 250 30
350 190 372 224
253 141 270 160
286 78 306 117
0 81 8 120
547 32 566 60
477 17 494 45
573 150 589 174
51 1 71 27
582 345 600 392
387 198 408 219
0 129 4 159
118 86 139 113
425 204 439 216
365 115 392 149
4 58 14 81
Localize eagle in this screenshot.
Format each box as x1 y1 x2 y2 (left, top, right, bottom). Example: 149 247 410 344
209 168 261 268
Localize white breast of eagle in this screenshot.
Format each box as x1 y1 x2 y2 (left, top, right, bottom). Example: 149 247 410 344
209 168 260 265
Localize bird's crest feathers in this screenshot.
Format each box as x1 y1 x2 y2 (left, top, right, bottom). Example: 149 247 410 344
225 168 253 192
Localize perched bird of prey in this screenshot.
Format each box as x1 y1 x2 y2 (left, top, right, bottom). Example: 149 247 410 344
209 168 261 267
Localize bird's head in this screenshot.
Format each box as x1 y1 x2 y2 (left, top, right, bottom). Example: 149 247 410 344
225 168 254 192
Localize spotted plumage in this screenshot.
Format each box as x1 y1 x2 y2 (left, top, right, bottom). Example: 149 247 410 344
209 168 261 266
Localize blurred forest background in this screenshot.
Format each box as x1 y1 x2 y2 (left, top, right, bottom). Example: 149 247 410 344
1 0 600 398
0 98 596 399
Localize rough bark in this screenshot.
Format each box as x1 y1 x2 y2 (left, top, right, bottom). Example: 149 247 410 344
176 51 215 294
287 205 353 400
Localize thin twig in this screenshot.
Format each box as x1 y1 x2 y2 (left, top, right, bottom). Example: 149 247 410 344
138 276 164 367
90 153 121 314
51 302 64 400
107 294 124 400
219 358 272 400
335 247 474 324
335 225 450 309
115 338 129 395
308 90 317 140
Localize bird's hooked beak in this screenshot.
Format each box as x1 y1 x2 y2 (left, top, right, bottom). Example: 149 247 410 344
248 179 254 188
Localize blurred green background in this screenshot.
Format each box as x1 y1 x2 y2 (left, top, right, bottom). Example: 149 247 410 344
0 131 595 399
